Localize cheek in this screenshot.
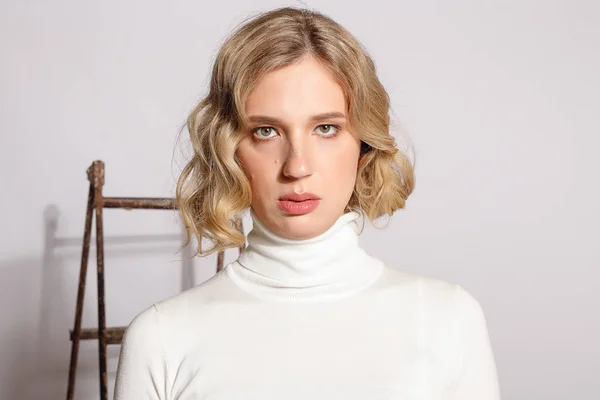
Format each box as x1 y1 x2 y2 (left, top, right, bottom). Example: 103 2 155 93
341 155 360 185
236 146 277 195
322 143 360 181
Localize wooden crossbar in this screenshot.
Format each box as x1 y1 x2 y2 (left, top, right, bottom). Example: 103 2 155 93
65 160 244 400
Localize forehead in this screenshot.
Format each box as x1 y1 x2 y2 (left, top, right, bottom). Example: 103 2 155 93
245 56 346 119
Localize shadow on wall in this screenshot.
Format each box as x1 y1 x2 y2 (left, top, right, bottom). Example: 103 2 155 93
0 204 194 400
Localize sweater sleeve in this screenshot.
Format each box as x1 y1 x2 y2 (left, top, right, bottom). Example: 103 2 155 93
448 286 501 400
114 305 168 400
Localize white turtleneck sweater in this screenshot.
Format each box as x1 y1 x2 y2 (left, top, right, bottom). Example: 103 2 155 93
114 211 501 399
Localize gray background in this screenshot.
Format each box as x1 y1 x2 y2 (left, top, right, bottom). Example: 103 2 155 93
1 0 598 398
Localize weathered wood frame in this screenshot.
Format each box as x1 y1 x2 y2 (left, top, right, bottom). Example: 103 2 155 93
65 160 244 400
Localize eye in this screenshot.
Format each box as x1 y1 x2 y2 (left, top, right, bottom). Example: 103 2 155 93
253 127 278 140
315 124 340 137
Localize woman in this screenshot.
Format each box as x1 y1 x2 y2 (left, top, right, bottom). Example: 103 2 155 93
114 6 501 399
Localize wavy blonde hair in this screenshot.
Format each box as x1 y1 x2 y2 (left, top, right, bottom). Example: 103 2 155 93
176 6 415 256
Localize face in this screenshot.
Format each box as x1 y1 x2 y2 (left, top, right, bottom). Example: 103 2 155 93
235 56 361 240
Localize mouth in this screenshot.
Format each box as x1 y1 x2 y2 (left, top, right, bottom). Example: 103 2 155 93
279 192 321 202
277 193 321 215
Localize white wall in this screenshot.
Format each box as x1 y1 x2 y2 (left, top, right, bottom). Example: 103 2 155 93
1 0 598 398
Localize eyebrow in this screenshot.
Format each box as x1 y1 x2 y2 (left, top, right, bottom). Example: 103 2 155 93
247 112 346 125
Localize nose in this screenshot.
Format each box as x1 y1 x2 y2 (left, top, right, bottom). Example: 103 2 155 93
281 138 313 180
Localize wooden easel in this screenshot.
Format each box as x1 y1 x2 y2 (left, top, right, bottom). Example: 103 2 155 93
65 160 244 400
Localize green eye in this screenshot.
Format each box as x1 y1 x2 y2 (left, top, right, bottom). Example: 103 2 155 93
254 127 277 139
315 124 340 137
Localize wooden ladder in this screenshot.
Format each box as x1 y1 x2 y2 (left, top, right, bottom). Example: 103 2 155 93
65 160 244 400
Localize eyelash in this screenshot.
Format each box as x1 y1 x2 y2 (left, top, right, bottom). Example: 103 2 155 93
251 124 342 141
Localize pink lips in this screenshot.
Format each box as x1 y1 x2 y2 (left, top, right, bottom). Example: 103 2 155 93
277 192 321 215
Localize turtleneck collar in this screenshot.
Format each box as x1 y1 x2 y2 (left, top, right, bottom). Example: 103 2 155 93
225 209 384 302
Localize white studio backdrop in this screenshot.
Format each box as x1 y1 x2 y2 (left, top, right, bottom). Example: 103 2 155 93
1 0 598 399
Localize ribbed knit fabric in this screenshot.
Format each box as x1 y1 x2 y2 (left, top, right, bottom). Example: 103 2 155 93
114 211 501 399
226 209 384 301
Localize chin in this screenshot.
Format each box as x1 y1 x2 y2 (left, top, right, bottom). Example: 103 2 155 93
275 212 331 240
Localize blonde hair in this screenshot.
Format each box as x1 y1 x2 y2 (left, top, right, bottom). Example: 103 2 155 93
176 6 415 256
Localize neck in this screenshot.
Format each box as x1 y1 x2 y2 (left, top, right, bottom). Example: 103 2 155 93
225 209 384 302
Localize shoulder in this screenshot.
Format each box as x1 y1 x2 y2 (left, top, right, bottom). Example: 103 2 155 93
121 303 163 356
377 265 458 299
376 265 485 318
126 269 239 336
156 268 245 323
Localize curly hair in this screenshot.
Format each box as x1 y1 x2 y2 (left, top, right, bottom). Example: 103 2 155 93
176 6 415 256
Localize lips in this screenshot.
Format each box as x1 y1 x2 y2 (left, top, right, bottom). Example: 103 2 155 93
278 192 321 202
277 192 321 215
